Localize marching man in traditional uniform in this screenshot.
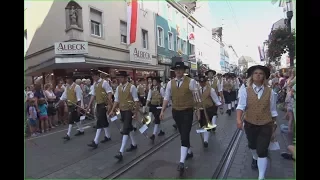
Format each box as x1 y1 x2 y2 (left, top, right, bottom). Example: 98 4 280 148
223 73 233 116
109 71 140 161
197 75 222 147
86 69 114 149
206 70 224 130
58 73 85 140
237 65 278 180
137 79 146 112
146 76 165 142
160 61 197 175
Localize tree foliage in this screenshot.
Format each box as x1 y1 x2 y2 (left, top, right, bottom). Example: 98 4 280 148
267 28 295 63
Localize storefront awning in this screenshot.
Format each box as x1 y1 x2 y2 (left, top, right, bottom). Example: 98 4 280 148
25 55 166 76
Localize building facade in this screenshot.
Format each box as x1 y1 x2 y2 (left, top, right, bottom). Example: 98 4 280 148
192 1 221 74
142 0 201 78
25 0 164 84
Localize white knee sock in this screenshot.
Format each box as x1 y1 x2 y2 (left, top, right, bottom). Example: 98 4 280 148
203 131 209 142
104 127 111 138
180 146 188 163
250 149 258 160
227 104 231 109
149 112 153 121
231 101 235 108
76 122 84 132
67 124 72 136
212 116 217 125
258 157 268 179
235 100 238 104
187 147 192 154
120 135 129 153
153 124 159 135
94 129 102 144
129 131 137 146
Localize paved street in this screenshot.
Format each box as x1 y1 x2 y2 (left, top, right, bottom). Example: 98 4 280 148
26 106 295 179
226 110 295 179
116 109 238 179
26 107 173 179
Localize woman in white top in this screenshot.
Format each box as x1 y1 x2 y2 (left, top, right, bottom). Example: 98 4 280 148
44 83 58 128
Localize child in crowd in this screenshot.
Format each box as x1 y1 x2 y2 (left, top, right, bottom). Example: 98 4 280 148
38 98 49 133
28 99 39 137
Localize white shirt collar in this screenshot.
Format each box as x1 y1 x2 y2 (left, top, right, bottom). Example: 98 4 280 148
252 83 264 90
175 77 184 81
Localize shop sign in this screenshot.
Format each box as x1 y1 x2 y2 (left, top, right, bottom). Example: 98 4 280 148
188 54 196 63
157 55 172 65
130 47 152 64
54 42 88 55
191 63 197 70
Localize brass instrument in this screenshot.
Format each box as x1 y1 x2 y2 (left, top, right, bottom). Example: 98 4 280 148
192 84 216 130
128 100 151 138
66 100 96 120
128 100 151 125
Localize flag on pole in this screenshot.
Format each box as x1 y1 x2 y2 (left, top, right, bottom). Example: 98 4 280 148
127 0 138 45
258 46 265 61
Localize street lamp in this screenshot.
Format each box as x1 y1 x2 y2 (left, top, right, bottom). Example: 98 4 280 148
285 0 294 67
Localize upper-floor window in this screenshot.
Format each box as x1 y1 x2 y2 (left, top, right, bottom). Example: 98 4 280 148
168 32 174 50
189 44 195 54
90 8 102 37
120 21 127 44
182 40 187 54
142 29 148 49
176 36 181 51
138 0 144 10
157 26 164 47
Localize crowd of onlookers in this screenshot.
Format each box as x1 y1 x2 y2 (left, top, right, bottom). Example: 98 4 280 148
268 69 296 161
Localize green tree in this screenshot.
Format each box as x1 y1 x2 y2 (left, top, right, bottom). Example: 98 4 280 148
267 28 295 65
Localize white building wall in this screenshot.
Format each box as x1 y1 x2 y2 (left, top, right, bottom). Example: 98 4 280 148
192 1 221 71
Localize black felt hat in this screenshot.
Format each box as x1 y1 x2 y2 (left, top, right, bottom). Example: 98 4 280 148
247 65 270 79
116 71 129 77
171 62 189 70
198 75 207 82
90 69 100 76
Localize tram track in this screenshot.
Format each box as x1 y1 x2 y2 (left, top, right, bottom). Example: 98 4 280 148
36 116 174 179
103 126 243 179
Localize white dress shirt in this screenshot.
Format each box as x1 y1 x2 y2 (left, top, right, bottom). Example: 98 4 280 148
60 83 83 102
164 77 197 101
217 79 223 92
236 84 278 117
114 82 139 102
199 86 222 106
89 78 113 96
147 87 165 101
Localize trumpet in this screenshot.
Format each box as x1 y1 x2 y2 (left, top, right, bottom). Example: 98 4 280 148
66 100 95 120
192 85 216 130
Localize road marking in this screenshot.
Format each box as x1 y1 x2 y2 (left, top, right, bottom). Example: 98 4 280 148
77 125 91 131
26 122 95 141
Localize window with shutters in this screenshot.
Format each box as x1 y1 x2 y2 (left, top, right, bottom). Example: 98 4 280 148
168 32 174 50
90 8 102 37
176 36 181 51
120 21 127 44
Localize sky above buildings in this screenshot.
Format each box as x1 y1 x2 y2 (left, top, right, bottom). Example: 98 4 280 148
209 0 285 63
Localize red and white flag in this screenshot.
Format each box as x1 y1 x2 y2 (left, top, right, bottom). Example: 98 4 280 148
127 0 138 45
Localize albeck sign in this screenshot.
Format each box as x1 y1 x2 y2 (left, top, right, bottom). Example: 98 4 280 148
54 42 88 55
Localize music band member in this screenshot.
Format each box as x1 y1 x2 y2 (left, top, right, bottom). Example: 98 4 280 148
236 65 278 180
59 73 85 140
137 79 146 111
87 69 114 149
223 73 233 116
229 73 237 111
146 76 165 142
160 62 197 174
197 76 222 147
206 70 224 129
109 71 140 161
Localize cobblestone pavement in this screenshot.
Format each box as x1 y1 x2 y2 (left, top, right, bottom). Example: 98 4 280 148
227 110 295 179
